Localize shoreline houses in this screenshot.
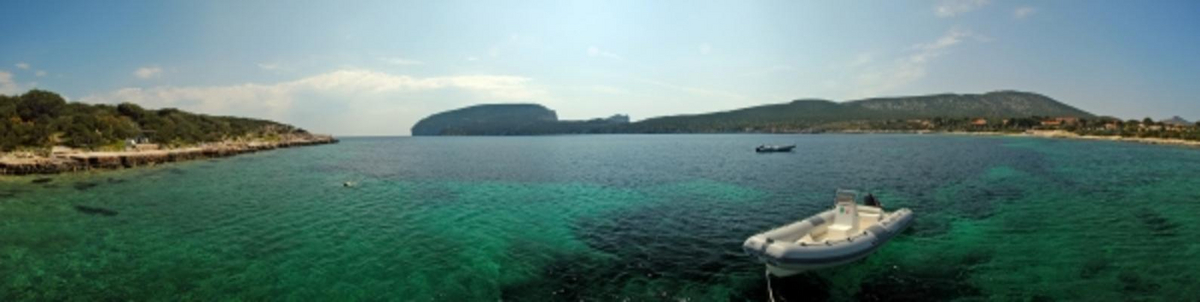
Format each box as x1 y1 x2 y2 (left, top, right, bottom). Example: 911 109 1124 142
908 115 1198 139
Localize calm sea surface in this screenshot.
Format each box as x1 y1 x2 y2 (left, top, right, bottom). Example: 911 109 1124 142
2 134 1199 301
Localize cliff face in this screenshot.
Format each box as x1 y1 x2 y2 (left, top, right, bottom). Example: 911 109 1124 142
411 104 558 136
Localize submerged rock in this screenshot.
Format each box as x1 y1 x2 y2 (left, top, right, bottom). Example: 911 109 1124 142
73 205 118 216
32 177 54 184
1134 208 1179 237
73 182 100 191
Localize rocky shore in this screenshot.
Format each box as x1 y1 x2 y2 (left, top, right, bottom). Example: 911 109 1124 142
0 135 338 175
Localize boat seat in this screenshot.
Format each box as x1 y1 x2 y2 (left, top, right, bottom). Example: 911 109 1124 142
826 198 858 239
797 234 815 244
859 209 882 222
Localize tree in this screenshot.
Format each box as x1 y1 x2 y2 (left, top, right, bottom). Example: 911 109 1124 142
64 121 103 148
117 102 147 120
16 89 66 121
0 89 303 151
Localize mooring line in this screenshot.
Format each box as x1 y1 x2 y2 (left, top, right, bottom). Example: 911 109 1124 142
765 268 778 302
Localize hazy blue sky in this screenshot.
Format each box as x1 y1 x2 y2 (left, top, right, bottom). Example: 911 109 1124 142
2 0 1198 135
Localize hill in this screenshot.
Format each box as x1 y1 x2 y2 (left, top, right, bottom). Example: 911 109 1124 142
623 91 1094 133
1160 116 1192 126
411 104 629 136
411 104 556 136
410 91 1096 135
1 89 314 152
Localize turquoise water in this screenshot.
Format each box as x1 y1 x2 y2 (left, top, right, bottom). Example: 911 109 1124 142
2 134 1199 301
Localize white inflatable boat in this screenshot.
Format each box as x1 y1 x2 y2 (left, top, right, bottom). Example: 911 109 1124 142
743 190 914 277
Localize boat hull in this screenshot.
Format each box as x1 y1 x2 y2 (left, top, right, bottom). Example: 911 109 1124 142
755 145 796 153
744 207 914 277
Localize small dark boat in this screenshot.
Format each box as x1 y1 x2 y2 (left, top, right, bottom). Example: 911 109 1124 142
755 145 795 153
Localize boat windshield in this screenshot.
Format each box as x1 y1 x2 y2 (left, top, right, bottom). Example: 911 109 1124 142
835 190 859 204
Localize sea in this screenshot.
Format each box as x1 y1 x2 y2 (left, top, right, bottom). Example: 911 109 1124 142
2 134 1198 301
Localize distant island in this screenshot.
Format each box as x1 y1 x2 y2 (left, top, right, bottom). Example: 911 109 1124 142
411 103 629 136
411 90 1200 144
1 90 337 175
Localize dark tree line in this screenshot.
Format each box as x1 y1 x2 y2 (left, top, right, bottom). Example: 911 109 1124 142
1 89 300 152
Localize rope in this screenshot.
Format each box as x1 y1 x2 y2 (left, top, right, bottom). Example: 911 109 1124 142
765 268 778 302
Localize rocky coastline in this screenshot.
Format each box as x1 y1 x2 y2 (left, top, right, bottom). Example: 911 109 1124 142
0 135 338 176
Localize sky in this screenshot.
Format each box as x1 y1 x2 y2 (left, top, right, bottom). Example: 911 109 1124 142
2 0 1199 136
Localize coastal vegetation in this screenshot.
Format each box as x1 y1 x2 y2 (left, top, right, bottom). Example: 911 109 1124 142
867 116 1200 141
1 89 337 175
1 89 305 153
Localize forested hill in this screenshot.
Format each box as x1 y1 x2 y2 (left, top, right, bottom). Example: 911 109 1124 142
411 104 558 136
412 91 1095 135
411 103 630 136
620 91 1093 133
1 89 308 151
845 91 1092 119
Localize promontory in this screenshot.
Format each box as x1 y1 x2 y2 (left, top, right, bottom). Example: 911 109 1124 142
1 89 337 175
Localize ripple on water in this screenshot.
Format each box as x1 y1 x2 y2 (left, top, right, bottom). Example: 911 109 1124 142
3 135 1200 301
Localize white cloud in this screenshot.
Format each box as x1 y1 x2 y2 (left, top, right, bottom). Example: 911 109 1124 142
485 34 535 59
15 63 30 70
587 46 623 60
0 71 22 95
379 57 423 66
1014 6 1037 19
852 29 986 98
935 0 990 17
641 79 747 101
465 56 480 62
79 69 545 135
699 43 712 55
134 66 163 79
584 85 628 95
911 28 985 57
35 70 47 77
258 63 282 71
739 64 795 77
849 53 874 68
